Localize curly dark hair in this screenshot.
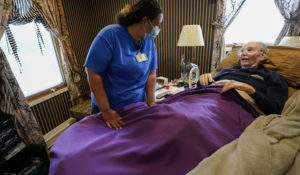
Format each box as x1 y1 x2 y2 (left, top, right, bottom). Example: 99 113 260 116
116 0 163 26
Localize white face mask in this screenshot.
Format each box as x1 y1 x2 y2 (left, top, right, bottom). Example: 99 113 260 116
144 20 160 40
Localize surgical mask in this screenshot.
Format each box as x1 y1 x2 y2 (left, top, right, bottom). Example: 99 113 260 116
144 20 160 40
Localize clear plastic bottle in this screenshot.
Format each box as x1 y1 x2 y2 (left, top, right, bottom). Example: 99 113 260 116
180 55 187 81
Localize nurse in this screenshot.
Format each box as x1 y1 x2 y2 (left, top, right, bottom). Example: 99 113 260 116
84 0 163 129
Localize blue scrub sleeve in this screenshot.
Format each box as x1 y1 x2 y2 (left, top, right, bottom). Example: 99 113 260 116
84 37 113 75
150 41 158 70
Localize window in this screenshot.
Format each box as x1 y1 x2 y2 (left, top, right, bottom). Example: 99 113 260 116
0 22 64 98
225 0 284 45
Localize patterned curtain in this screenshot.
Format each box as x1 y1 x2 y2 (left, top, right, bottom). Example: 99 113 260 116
0 1 12 39
210 0 246 72
0 0 44 145
0 48 44 145
31 0 84 100
274 0 300 44
0 0 83 144
3 0 83 101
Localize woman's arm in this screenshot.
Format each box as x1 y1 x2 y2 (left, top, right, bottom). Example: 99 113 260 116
86 68 124 129
146 70 156 106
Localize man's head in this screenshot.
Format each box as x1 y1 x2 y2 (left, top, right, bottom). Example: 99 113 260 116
239 42 269 69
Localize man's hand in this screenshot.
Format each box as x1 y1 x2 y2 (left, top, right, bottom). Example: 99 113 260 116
102 109 125 130
199 73 215 86
214 80 256 95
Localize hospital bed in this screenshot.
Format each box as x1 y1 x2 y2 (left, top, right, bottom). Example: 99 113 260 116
49 45 300 175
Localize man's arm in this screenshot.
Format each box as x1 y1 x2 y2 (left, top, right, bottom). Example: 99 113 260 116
250 81 288 115
86 69 124 129
146 70 156 106
218 73 288 115
216 80 256 95
199 73 215 86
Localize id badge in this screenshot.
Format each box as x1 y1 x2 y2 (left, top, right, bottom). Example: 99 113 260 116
135 52 148 62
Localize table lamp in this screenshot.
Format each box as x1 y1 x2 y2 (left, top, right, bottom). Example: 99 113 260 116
278 36 300 47
177 25 204 87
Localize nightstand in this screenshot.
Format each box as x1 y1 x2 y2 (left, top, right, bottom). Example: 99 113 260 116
155 83 185 102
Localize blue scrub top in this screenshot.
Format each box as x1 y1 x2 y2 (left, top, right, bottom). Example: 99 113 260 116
84 24 157 110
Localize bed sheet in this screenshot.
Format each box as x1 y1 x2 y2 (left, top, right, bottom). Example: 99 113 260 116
187 91 300 175
49 86 258 175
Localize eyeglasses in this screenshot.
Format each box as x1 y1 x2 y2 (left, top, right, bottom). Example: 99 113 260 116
238 47 262 56
148 20 160 29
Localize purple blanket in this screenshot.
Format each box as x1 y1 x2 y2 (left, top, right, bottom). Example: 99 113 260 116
49 86 258 175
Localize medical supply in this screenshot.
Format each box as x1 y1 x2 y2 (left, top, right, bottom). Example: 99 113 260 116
157 76 168 85
156 90 172 99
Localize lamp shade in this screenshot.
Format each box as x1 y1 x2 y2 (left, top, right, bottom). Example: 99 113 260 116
279 36 300 47
177 25 204 47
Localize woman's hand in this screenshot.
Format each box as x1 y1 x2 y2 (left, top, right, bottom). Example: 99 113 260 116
147 101 157 107
102 109 125 130
199 73 215 86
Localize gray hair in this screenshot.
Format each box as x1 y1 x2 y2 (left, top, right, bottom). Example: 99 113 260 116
256 42 269 54
247 41 269 59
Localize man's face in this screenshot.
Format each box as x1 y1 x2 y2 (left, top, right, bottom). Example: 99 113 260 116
239 42 266 69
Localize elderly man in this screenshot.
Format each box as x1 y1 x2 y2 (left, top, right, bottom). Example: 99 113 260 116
199 41 288 115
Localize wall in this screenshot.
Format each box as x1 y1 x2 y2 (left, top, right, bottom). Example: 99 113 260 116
62 0 216 85
31 91 71 134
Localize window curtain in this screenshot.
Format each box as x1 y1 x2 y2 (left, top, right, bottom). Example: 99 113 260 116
31 0 84 100
3 0 83 101
0 48 44 145
210 0 246 72
0 0 83 144
274 0 300 44
0 0 44 145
